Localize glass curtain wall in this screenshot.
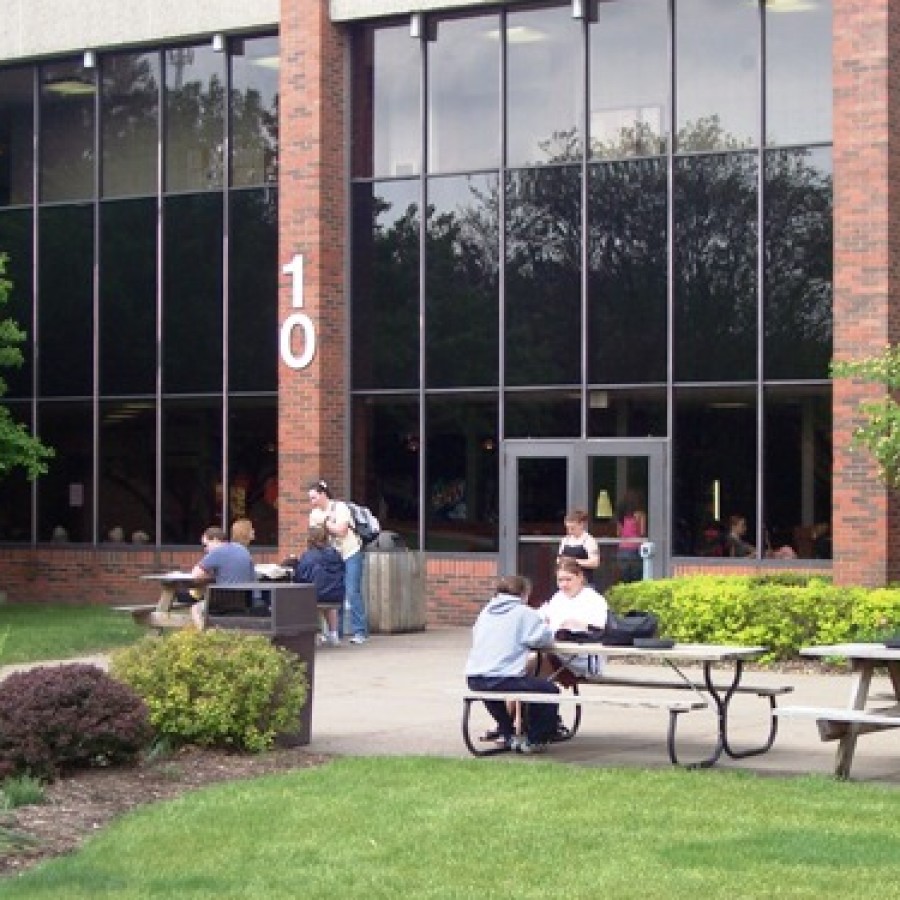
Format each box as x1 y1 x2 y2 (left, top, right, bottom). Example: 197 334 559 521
349 0 833 559
0 34 279 545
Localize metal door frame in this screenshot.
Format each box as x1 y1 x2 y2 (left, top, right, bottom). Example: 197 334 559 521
500 438 669 578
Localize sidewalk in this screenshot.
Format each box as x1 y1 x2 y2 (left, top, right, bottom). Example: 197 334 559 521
7 628 900 783
307 627 900 783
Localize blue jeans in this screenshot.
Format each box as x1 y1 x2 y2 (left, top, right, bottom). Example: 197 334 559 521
343 550 367 637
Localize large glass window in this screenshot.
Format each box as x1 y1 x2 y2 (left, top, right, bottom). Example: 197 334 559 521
38 205 94 397
0 402 32 540
351 23 420 180
588 157 667 384
766 0 832 147
351 179 420 389
764 147 833 379
427 13 500 173
675 0 759 151
164 45 225 193
506 4 582 168
101 51 160 198
0 208 34 397
505 165 582 386
230 35 279 188
100 199 157 394
426 173 499 387
162 193 223 394
589 0 669 158
674 153 758 382
228 397 278 544
0 67 34 206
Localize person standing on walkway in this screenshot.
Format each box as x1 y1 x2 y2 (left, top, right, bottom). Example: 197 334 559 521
308 479 368 644
465 574 559 754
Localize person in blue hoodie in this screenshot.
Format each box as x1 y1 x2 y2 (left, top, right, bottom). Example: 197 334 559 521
465 574 559 753
294 525 345 645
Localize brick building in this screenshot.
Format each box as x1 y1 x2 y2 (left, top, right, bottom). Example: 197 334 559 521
0 0 892 622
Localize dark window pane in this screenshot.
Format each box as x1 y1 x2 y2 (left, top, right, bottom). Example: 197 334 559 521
101 51 160 198
764 147 833 379
763 385 832 561
163 193 223 393
766 0 832 146
673 386 757 557
505 166 581 386
229 189 277 392
428 13 500 173
589 0 668 158
37 401 94 543
507 4 582 168
351 396 420 548
426 174 498 387
100 199 157 394
587 387 667 438
0 66 34 206
425 395 498 551
164 45 225 192
39 205 94 397
161 398 222 543
352 24 421 180
588 158 667 383
231 35 279 188
0 402 33 540
0 208 34 397
674 153 758 382
351 180 420 389
99 401 156 543
40 59 95 202
675 0 758 151
229 397 278 545
505 391 580 438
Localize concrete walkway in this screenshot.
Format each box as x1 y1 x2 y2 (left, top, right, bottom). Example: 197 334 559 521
8 628 900 784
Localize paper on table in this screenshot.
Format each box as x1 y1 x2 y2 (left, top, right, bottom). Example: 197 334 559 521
254 563 292 580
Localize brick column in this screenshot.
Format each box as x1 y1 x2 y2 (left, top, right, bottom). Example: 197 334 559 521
832 2 900 585
278 0 347 555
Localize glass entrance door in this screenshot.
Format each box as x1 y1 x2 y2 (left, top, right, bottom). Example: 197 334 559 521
501 439 668 600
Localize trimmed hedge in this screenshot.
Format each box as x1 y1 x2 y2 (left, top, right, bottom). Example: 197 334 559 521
607 575 900 661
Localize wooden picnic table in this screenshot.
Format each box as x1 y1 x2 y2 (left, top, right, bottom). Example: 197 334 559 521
775 643 900 779
135 571 206 628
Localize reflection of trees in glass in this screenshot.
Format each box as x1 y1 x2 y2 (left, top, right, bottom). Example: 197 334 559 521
231 85 279 186
426 175 499 387
764 149 833 379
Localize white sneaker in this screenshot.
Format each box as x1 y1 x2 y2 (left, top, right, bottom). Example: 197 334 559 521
349 634 367 645
326 632 341 646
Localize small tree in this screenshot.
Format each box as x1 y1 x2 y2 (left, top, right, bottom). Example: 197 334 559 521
831 345 900 486
0 253 52 480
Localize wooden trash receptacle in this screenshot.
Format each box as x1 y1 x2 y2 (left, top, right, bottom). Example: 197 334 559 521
364 549 426 634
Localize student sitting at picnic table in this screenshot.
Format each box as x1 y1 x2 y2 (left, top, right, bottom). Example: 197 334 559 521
188 525 256 628
293 525 345 646
533 556 609 687
465 574 559 754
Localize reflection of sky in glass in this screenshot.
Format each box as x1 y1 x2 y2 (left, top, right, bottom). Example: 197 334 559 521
676 0 759 148
590 0 669 155
373 25 420 178
506 6 582 167
428 14 500 173
427 172 499 273
766 0 831 145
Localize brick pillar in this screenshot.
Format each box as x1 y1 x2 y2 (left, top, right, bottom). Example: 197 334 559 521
832 2 900 585
278 0 347 555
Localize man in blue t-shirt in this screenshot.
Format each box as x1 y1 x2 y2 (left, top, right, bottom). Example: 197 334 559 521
189 525 256 627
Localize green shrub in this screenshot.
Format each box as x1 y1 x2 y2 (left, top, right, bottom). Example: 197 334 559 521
110 629 308 752
1 774 45 809
607 576 900 661
0 664 152 781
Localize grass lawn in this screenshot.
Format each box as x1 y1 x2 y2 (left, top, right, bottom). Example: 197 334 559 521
0 604 145 665
3 757 900 899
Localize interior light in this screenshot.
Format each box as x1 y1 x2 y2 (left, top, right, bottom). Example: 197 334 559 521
44 77 96 97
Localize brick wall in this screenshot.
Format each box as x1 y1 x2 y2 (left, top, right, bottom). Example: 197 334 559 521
277 0 348 558
832 1 900 586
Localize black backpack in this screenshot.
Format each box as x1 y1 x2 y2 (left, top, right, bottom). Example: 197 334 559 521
601 609 659 646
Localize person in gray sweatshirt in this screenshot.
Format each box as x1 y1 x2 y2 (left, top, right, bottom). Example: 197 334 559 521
465 574 559 753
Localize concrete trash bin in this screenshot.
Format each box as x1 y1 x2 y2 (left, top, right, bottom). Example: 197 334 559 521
365 548 426 634
205 582 318 745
